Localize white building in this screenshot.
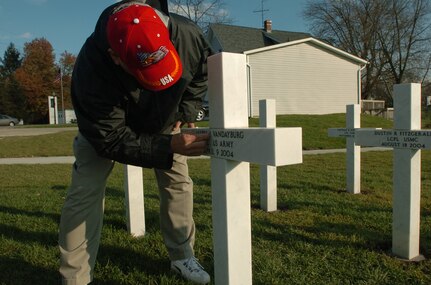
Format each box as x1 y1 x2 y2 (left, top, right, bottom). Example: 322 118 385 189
207 21 367 117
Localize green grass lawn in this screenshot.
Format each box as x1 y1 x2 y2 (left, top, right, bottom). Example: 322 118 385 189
1 114 431 284
0 113 394 158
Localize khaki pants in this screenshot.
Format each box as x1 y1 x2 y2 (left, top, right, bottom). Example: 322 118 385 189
59 133 195 285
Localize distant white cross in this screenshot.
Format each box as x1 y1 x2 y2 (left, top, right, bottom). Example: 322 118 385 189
259 99 278 211
355 84 427 261
328 104 361 194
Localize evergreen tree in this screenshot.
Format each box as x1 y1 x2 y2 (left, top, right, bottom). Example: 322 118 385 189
0 43 24 117
0 43 22 78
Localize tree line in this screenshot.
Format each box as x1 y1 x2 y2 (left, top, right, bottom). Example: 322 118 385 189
0 39 75 124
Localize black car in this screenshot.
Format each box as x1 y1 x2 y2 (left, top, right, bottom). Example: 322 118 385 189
195 101 209 121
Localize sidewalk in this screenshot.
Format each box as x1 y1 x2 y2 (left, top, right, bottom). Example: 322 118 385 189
0 147 391 165
0 156 75 164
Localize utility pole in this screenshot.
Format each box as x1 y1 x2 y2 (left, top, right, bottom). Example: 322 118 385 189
60 68 64 124
253 0 269 27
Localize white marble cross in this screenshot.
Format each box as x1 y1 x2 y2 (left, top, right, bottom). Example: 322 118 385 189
124 164 145 237
355 83 427 261
259 99 278 211
206 52 302 284
122 53 303 284
328 104 361 194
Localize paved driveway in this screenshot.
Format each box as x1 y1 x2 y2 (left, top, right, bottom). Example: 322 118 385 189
0 126 78 137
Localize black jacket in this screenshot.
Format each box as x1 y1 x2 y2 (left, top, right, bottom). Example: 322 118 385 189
71 1 212 169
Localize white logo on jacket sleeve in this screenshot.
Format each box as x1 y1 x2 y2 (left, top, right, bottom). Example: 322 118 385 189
160 74 174 86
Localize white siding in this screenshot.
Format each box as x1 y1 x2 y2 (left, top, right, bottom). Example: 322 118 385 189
247 42 360 116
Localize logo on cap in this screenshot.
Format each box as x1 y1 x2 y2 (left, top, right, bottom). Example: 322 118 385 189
137 46 169 67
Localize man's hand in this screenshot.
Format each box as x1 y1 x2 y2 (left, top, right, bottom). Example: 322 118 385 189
173 121 196 131
171 132 209 156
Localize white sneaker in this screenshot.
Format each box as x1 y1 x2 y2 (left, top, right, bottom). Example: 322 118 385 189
171 256 211 284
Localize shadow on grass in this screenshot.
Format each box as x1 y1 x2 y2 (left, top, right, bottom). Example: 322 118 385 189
93 228 204 284
192 177 211 187
0 256 59 285
0 223 58 246
103 207 162 235
286 198 392 215
96 244 169 277
278 180 345 194
51 184 68 191
105 186 126 198
0 205 59 222
0 205 60 247
252 216 393 254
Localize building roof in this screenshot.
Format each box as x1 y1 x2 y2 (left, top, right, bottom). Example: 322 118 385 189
208 23 311 53
207 23 367 65
244 37 368 65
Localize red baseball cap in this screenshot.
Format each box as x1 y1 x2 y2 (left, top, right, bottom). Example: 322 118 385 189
107 4 183 91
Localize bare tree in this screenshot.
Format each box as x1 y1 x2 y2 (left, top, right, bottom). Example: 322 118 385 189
56 51 76 110
304 0 431 102
377 0 431 96
169 0 232 32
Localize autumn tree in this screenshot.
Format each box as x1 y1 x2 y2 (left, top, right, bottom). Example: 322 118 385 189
304 0 431 102
169 0 232 32
0 43 25 118
15 38 57 123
